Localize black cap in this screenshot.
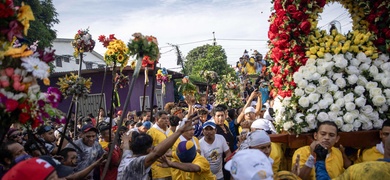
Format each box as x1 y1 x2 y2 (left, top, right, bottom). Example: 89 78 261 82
81 124 98 133
37 125 53 135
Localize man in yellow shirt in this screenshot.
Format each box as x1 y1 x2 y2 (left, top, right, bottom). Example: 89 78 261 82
356 120 390 163
292 121 351 180
159 141 216 180
147 111 173 180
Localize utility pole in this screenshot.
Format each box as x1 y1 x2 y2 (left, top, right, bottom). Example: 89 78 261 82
212 32 217 46
169 43 186 74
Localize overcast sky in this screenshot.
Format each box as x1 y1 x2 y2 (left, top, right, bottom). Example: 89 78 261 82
52 0 352 72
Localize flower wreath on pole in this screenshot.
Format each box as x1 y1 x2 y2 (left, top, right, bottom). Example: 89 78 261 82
0 1 64 136
267 0 390 134
71 28 96 58
215 74 243 109
127 33 160 85
156 68 171 96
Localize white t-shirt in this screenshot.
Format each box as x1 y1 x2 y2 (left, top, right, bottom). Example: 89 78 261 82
199 134 229 179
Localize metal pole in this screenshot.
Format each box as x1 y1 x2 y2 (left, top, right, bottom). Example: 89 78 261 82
107 64 117 143
96 65 108 127
73 53 84 140
150 61 158 121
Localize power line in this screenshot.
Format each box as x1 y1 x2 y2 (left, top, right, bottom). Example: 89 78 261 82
218 38 268 41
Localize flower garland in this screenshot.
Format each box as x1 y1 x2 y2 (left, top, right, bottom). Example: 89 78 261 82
274 52 390 134
0 1 64 128
71 28 96 57
177 76 197 96
156 68 171 95
57 73 92 99
215 74 243 108
98 34 129 69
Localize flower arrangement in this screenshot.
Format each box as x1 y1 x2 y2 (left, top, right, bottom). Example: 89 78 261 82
274 52 390 134
0 1 64 129
156 68 171 95
201 70 219 83
98 34 129 69
71 28 96 57
57 73 92 99
177 76 197 96
268 0 390 98
114 73 129 90
215 74 243 108
127 33 159 69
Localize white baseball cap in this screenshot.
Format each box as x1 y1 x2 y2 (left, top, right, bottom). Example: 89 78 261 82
247 130 271 147
251 119 270 131
244 107 256 114
225 149 273 180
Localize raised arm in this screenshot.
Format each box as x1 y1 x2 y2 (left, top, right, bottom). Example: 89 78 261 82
237 90 258 124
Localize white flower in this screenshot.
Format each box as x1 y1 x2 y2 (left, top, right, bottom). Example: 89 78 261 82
328 111 339 120
316 86 328 94
316 58 325 66
353 120 361 131
335 78 346 88
373 59 384 67
369 65 379 77
361 105 373 115
319 77 330 86
350 58 360 67
294 113 304 124
344 52 353 60
318 99 330 109
368 111 379 121
308 104 320 113
356 52 370 63
28 84 41 94
346 66 360 75
306 58 316 66
294 88 304 97
381 78 390 88
350 110 359 118
373 119 384 129
308 93 320 104
301 127 311 133
344 92 354 103
359 63 370 72
354 86 365 96
379 54 390 62
372 95 386 106
362 121 373 130
369 88 382 97
327 70 335 78
293 72 304 82
325 62 335 71
341 124 354 132
305 113 316 124
274 116 282 123
304 84 316 94
358 114 370 124
343 112 355 124
328 84 339 92
384 89 390 98
298 96 310 108
347 74 358 85
332 73 343 81
357 75 368 86
333 91 344 100
334 54 348 68
298 79 308 88
380 62 390 71
365 82 378 90
345 102 356 111
334 117 344 128
324 93 333 101
317 66 326 75
330 104 341 112
282 97 291 106
317 112 329 122
335 98 345 108
324 53 333 61
355 96 366 107
374 73 385 81
307 65 317 75
21 56 50 79
312 73 321 81
381 104 389 112
283 121 294 131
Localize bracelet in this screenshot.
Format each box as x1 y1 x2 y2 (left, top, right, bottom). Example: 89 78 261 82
305 155 315 168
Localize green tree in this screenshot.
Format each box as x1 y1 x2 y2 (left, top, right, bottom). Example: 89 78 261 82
14 0 59 48
184 44 236 82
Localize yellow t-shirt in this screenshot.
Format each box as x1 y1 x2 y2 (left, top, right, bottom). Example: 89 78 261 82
270 143 283 174
147 127 173 179
334 161 390 180
292 146 344 180
355 146 384 163
245 58 256 74
173 153 216 180
99 141 109 149
171 137 201 180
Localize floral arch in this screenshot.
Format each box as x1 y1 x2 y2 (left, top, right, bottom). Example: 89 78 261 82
267 0 390 134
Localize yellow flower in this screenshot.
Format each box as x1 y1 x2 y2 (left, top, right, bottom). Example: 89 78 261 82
17 3 35 35
106 49 114 56
4 45 33 58
85 79 92 89
43 78 50 86
117 54 124 63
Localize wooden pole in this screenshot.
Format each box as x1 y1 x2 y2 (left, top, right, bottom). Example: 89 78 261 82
107 64 117 143
73 52 84 140
150 61 158 120
57 100 75 154
96 65 108 127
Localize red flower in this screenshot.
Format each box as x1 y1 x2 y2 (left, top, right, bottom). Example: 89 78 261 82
291 11 305 21
109 34 116 40
5 99 18 112
98 35 106 42
19 113 30 124
274 0 283 11
299 20 311 34
374 37 385 45
269 23 279 33
287 5 297 14
142 56 155 68
384 28 390 38
316 0 326 7
0 0 15 18
271 47 284 63
272 65 281 74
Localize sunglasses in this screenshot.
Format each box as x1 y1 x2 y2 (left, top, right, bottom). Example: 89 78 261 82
10 133 23 139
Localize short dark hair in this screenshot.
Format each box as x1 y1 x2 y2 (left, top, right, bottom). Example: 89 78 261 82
382 120 390 129
197 109 208 115
316 121 339 135
0 141 18 165
215 104 227 111
212 106 225 116
59 148 77 160
136 111 143 117
130 133 153 155
170 116 181 126
135 122 143 128
156 110 168 119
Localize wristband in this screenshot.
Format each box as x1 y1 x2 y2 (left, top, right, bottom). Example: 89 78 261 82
305 155 315 168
